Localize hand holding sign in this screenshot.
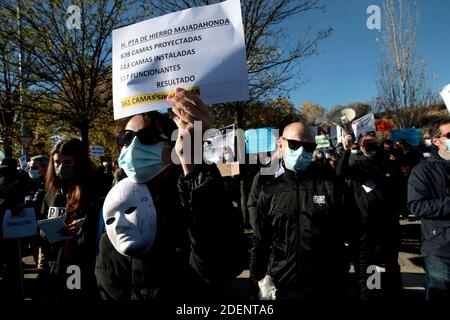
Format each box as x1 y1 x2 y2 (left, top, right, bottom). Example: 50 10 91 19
168 88 214 130
168 88 214 174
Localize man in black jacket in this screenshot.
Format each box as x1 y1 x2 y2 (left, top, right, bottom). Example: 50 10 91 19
250 122 351 300
407 116 450 300
337 133 403 299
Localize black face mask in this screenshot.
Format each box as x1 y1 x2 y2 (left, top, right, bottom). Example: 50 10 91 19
56 165 75 181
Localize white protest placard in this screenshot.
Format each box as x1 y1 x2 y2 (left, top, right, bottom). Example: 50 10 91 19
2 208 37 239
203 124 235 164
112 0 249 119
440 84 450 114
90 145 105 157
352 113 376 140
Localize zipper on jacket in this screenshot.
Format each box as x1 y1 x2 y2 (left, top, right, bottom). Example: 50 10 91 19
296 173 301 296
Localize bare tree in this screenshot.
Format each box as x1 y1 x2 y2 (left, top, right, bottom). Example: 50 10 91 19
377 0 437 128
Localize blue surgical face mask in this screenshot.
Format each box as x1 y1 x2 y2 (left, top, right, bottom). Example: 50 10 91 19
351 149 359 155
28 169 41 180
283 146 312 172
445 139 450 151
118 137 166 183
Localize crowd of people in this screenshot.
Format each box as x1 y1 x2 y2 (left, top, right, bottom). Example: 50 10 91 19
0 88 449 302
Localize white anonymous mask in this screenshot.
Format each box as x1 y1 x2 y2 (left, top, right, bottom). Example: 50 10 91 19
103 178 157 257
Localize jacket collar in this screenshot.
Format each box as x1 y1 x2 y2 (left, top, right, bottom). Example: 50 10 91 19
282 162 321 182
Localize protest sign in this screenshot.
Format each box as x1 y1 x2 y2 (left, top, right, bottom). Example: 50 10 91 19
216 161 240 177
440 84 450 113
311 126 339 147
203 124 235 164
19 155 28 171
112 0 248 119
352 113 376 140
315 135 331 149
391 128 422 147
2 208 37 239
245 128 278 154
91 145 105 157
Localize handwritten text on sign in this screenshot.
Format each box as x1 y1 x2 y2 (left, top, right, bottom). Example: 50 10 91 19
2 208 37 239
112 0 248 119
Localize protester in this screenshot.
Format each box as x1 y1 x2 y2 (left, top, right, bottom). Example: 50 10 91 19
407 116 450 300
337 134 403 299
382 139 400 162
95 88 247 301
250 122 352 300
40 139 102 300
24 155 49 267
395 139 422 177
0 157 28 300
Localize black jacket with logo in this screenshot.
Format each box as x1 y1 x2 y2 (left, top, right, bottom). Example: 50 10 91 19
250 162 353 299
407 153 450 261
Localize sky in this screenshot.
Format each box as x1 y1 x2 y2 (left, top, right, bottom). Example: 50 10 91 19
283 0 450 110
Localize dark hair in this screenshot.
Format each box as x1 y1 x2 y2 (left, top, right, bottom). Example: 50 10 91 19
117 111 177 145
60 139 92 217
30 155 49 169
45 140 65 193
429 116 450 138
382 139 393 145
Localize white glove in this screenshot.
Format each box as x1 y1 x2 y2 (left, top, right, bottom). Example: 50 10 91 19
258 275 276 300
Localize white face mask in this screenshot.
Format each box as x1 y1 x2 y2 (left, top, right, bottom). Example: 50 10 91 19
425 139 432 147
103 178 157 257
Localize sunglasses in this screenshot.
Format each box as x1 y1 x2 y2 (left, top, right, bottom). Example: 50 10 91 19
116 127 165 148
281 137 317 152
437 132 450 139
